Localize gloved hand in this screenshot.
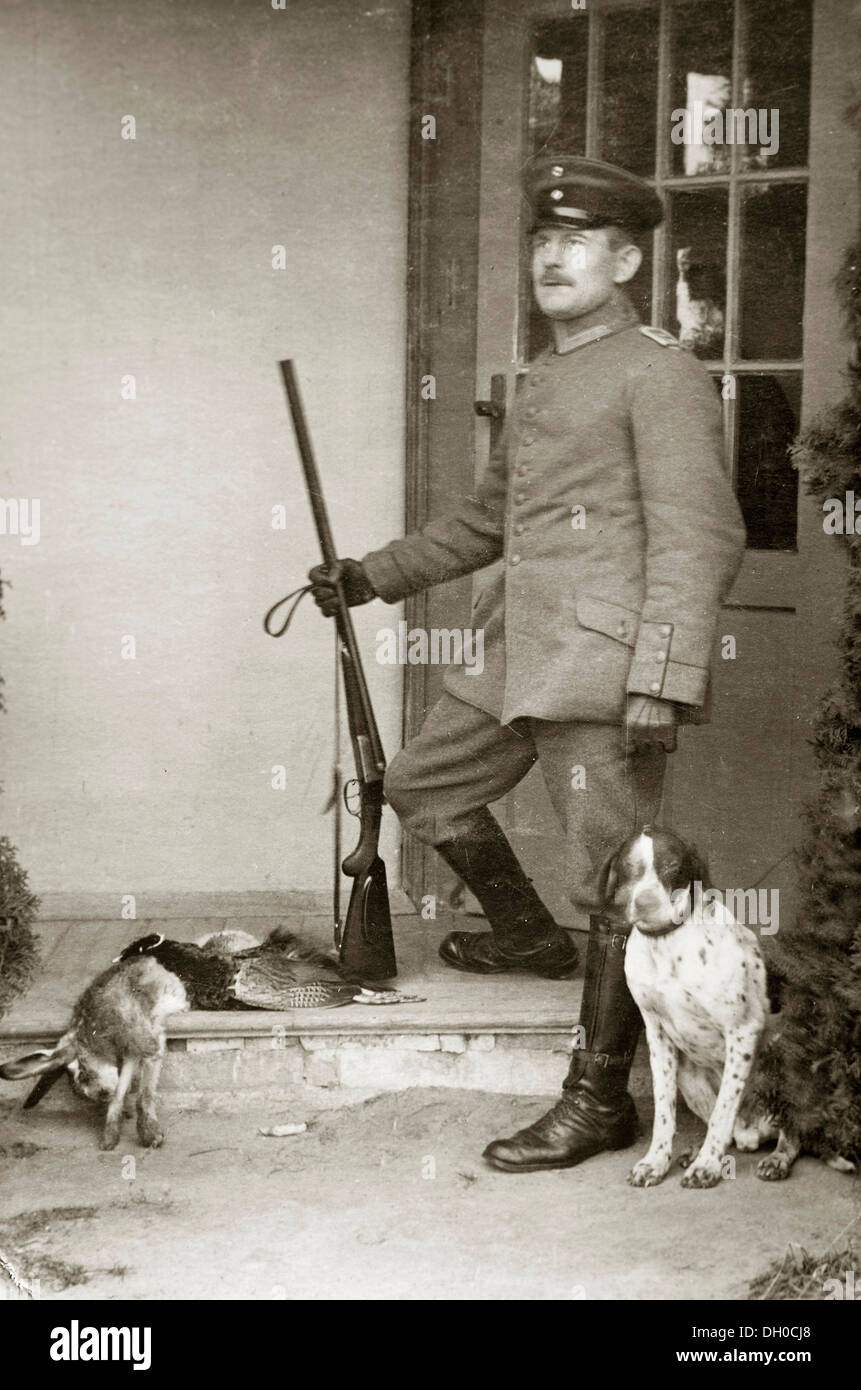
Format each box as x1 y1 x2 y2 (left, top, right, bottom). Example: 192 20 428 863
308 558 376 617
625 694 678 753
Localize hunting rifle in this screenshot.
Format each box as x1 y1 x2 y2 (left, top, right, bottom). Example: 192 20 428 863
271 360 396 981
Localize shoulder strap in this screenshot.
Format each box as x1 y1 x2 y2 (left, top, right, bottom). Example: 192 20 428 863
639 325 681 349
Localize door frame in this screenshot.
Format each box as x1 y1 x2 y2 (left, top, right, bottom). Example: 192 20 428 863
401 0 486 907
401 0 858 909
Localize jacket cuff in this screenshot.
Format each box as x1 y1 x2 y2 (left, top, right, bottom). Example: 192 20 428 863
626 620 710 707
359 548 410 604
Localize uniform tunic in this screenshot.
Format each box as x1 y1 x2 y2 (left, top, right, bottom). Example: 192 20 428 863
362 301 746 728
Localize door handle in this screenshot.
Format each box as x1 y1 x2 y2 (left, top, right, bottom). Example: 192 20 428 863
474 372 507 452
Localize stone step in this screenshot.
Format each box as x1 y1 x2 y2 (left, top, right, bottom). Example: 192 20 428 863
0 912 652 1111
0 1024 652 1115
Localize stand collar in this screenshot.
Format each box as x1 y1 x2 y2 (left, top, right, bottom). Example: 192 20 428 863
552 296 640 356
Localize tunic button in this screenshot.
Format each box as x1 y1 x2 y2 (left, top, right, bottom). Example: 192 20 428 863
659 624 671 637
649 681 660 693
514 523 524 535
654 651 667 662
617 624 628 638
510 554 521 565
515 492 526 503
524 406 537 418
523 435 535 446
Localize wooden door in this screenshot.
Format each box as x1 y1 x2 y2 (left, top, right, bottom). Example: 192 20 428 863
404 0 857 931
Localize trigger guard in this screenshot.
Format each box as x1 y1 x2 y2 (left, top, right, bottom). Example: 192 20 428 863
343 779 361 816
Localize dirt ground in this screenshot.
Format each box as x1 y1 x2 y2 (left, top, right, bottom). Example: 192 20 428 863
0 1090 857 1301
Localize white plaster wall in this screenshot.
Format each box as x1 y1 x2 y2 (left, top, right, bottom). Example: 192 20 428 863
0 0 410 893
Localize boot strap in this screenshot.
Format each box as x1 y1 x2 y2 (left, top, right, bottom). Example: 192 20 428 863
592 917 632 952
578 1046 637 1069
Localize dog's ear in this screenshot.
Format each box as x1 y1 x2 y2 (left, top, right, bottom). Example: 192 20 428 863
664 841 710 925
679 843 711 893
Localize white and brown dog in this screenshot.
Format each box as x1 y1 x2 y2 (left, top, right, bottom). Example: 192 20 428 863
593 827 793 1188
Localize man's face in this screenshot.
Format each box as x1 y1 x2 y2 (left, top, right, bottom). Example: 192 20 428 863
531 224 634 320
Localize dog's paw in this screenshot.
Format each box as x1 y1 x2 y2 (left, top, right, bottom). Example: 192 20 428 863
680 1160 722 1189
755 1154 791 1182
100 1124 120 1151
137 1122 164 1149
627 1158 670 1188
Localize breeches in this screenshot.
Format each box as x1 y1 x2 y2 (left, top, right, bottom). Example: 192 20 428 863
384 693 666 891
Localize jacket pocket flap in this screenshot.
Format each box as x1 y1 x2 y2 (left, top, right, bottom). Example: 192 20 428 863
576 596 640 647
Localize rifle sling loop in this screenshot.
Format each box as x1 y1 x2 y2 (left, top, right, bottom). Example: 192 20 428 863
263 583 314 638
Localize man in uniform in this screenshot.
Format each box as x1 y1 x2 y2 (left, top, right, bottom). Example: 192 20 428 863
309 156 746 1172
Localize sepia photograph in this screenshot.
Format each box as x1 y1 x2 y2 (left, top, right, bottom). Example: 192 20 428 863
0 0 859 1332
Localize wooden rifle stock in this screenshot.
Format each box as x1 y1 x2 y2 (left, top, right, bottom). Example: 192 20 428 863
279 361 396 981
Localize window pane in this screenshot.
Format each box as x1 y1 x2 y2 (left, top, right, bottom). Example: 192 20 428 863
665 189 728 357
739 0 811 170
736 373 800 550
739 183 806 360
669 0 734 177
599 8 659 177
529 20 589 157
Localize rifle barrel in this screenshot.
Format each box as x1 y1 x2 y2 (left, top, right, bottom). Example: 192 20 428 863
279 359 386 777
280 361 338 566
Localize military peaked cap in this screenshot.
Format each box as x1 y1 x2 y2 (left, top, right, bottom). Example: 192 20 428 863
525 155 664 237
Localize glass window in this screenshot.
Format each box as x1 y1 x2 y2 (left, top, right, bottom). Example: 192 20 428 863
739 0 811 170
530 20 589 157
665 189 728 358
736 374 801 549
599 8 660 177
739 183 807 360
669 0 734 177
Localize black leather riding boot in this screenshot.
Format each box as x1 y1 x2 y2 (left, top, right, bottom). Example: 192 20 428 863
434 808 579 978
482 918 641 1169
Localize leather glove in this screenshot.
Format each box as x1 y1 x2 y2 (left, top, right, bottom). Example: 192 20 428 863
308 558 376 617
625 694 678 753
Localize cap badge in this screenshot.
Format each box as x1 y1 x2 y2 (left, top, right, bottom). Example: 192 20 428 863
550 188 563 200
551 165 564 177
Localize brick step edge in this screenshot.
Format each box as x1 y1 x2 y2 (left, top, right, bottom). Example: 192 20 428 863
0 1032 653 1113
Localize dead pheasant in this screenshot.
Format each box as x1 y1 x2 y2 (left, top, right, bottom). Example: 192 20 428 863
117 929 424 1010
